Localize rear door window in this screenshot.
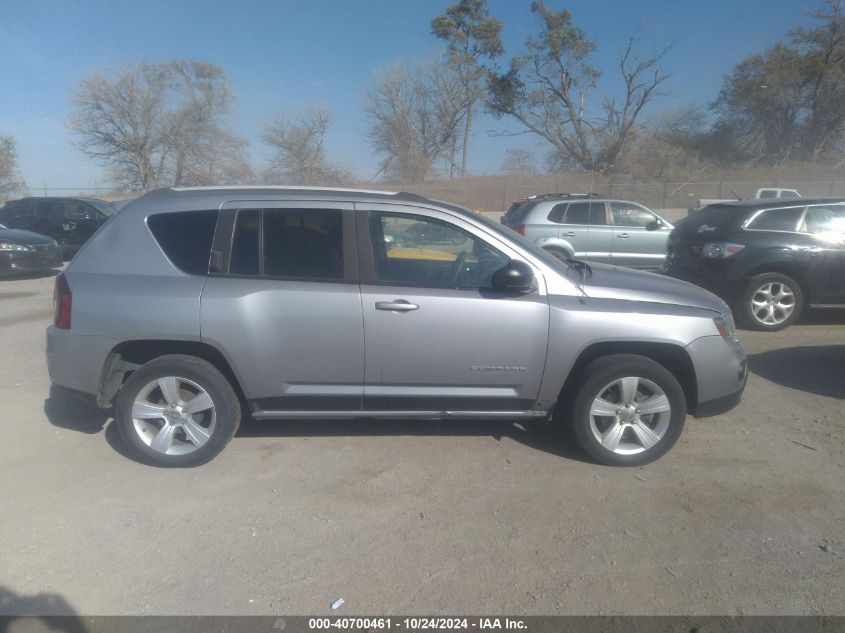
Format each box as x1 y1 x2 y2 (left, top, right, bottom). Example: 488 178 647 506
147 210 219 275
747 207 804 232
263 209 344 279
37 200 65 219
564 202 591 224
9 201 34 218
227 208 345 280
229 209 260 276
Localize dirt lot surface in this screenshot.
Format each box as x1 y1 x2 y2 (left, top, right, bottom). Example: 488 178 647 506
0 269 843 616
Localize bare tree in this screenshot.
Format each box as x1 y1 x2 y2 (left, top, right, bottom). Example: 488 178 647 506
263 105 348 185
501 148 537 175
488 0 670 173
69 60 251 190
0 134 25 195
364 60 465 182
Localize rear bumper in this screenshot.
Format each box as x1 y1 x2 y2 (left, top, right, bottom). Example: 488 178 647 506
46 326 116 398
686 334 747 418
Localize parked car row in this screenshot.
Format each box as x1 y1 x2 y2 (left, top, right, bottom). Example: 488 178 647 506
503 193 845 331
0 197 116 276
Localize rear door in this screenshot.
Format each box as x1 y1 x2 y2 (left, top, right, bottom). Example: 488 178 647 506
357 203 550 413
610 202 670 268
33 199 67 245
548 201 590 258
200 201 365 413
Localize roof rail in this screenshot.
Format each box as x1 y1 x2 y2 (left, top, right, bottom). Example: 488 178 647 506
529 192 601 200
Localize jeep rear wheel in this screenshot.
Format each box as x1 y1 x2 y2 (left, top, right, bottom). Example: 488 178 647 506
115 355 240 467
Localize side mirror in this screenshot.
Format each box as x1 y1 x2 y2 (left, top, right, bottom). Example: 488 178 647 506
492 259 534 293
646 219 663 231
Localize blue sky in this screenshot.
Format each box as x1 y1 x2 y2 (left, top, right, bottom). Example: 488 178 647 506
0 0 821 191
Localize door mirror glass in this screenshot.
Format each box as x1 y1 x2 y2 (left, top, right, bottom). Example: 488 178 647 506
492 260 534 293
645 219 662 231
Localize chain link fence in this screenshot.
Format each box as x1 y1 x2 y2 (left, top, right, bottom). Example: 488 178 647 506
2 178 844 214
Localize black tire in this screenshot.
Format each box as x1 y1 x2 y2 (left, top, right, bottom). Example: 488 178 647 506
735 272 804 332
543 246 572 262
115 355 241 467
567 354 687 466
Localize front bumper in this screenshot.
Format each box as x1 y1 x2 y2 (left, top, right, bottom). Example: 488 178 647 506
0 246 63 275
686 334 748 418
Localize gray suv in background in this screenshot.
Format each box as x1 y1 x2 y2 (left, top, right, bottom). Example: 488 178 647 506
47 187 746 467
502 193 674 269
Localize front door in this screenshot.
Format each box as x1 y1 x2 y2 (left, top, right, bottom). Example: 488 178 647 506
609 202 671 269
357 205 550 413
200 202 364 413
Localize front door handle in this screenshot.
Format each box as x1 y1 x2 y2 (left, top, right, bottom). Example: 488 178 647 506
561 232 576 237
375 300 419 312
616 233 630 238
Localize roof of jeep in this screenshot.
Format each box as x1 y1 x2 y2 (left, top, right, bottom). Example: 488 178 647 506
141 186 426 203
134 186 480 219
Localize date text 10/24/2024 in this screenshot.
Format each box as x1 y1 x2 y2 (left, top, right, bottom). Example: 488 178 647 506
308 618 528 631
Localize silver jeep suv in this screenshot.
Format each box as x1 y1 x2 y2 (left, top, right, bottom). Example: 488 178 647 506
501 193 674 269
47 187 746 467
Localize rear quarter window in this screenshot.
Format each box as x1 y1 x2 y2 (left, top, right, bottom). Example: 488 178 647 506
147 210 218 275
747 207 804 232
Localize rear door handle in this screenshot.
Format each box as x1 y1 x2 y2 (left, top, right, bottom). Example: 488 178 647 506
561 232 576 237
375 300 419 312
617 233 630 238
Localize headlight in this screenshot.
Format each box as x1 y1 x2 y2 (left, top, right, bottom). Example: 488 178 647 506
713 312 737 340
0 242 30 252
701 242 745 258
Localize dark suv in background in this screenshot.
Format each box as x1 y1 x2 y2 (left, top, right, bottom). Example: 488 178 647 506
0 197 115 257
663 199 845 331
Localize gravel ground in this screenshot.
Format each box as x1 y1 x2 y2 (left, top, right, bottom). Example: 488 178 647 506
0 269 843 616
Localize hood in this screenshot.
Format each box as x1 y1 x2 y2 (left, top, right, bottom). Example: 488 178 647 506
575 262 728 313
0 228 56 246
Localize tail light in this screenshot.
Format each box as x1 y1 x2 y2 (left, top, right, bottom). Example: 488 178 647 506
516 224 525 236
700 242 745 258
53 272 72 329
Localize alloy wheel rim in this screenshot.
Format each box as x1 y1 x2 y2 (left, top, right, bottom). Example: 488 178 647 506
131 376 216 455
750 281 795 325
588 376 671 455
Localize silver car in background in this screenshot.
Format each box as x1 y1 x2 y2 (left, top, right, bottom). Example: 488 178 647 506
46 187 745 468
501 193 674 269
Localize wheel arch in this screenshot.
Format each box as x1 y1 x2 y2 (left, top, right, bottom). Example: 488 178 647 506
97 339 246 408
556 341 698 415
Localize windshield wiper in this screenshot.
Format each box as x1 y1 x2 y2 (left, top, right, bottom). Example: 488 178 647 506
565 259 591 303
